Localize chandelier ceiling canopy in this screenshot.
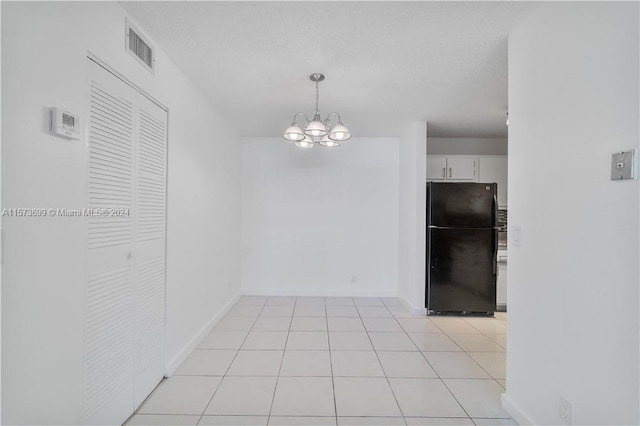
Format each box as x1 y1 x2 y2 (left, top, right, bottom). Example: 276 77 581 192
282 73 352 149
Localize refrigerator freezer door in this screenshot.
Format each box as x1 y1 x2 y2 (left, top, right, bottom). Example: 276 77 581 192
427 228 497 313
428 182 497 228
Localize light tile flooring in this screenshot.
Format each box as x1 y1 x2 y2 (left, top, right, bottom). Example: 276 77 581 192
126 297 512 426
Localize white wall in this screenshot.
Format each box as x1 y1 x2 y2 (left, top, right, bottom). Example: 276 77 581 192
242 137 398 297
398 122 427 312
427 137 507 156
504 3 639 425
1 2 241 424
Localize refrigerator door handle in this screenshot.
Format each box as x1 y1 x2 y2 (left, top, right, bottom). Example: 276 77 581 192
493 194 498 275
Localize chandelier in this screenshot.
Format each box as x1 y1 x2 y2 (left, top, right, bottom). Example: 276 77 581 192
282 73 352 148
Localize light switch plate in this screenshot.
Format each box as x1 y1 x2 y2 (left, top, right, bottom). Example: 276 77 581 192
611 149 636 180
512 225 523 247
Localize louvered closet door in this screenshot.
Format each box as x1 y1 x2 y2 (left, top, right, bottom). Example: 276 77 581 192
86 60 137 425
133 90 167 408
85 59 167 425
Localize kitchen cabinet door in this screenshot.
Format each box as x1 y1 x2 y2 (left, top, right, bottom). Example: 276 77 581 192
446 156 476 180
478 156 508 207
427 156 448 180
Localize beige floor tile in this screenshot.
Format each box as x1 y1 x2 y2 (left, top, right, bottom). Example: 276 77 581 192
430 318 480 334
260 305 295 317
280 350 332 376
397 318 441 333
326 306 360 317
270 417 336 425
405 418 473 425
294 305 327 317
334 377 402 417
325 297 355 306
266 297 297 306
286 331 329 350
270 377 335 416
362 317 403 332
464 318 507 334
252 316 291 331
241 331 288 350
328 317 366 332
139 376 222 415
388 378 467 417
329 332 374 350
447 333 505 352
357 307 393 318
338 418 404 425
467 352 506 379
443 379 511 418
199 416 268 425
291 316 328 331
226 350 283 376
331 351 385 377
376 351 438 378
237 296 269 306
353 297 384 307
423 352 490 378
409 332 462 351
368 332 417 351
204 376 277 416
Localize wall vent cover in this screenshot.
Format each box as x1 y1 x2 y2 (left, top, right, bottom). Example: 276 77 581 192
126 19 154 73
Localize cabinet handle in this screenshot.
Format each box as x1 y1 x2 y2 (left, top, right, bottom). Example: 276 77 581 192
442 167 446 178
448 168 452 178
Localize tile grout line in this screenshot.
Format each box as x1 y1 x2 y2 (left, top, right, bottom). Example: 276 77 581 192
397 312 475 423
422 314 509 421
266 297 295 425
196 298 266 425
325 298 339 426
359 300 408 426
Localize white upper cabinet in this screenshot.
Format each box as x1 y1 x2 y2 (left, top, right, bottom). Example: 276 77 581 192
446 156 476 180
477 156 508 207
426 156 448 180
426 155 508 206
426 156 476 181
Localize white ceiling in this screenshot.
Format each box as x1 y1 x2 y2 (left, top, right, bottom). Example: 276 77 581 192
121 1 539 138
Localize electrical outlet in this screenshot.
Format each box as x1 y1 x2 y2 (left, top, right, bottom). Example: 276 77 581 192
350 274 357 284
559 397 574 425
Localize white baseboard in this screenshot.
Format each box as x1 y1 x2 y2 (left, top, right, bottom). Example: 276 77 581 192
242 288 397 298
502 392 535 425
399 295 427 316
165 291 242 376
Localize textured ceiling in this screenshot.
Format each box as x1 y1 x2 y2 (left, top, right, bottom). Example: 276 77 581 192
121 1 539 138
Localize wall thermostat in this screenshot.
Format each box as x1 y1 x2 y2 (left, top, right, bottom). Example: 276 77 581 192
50 107 80 140
611 149 636 180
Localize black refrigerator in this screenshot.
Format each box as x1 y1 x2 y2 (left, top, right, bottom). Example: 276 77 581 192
426 182 498 315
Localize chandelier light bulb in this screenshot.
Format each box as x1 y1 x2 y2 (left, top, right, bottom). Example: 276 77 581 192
305 120 328 137
283 124 305 141
319 135 340 147
294 137 315 149
329 124 352 141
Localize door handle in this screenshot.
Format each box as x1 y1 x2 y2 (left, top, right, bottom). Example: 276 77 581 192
442 167 446 178
448 168 452 178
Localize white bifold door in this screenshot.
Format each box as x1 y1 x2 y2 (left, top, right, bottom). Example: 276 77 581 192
84 58 167 425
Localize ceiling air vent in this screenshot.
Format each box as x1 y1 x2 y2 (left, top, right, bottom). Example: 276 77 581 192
126 19 154 73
